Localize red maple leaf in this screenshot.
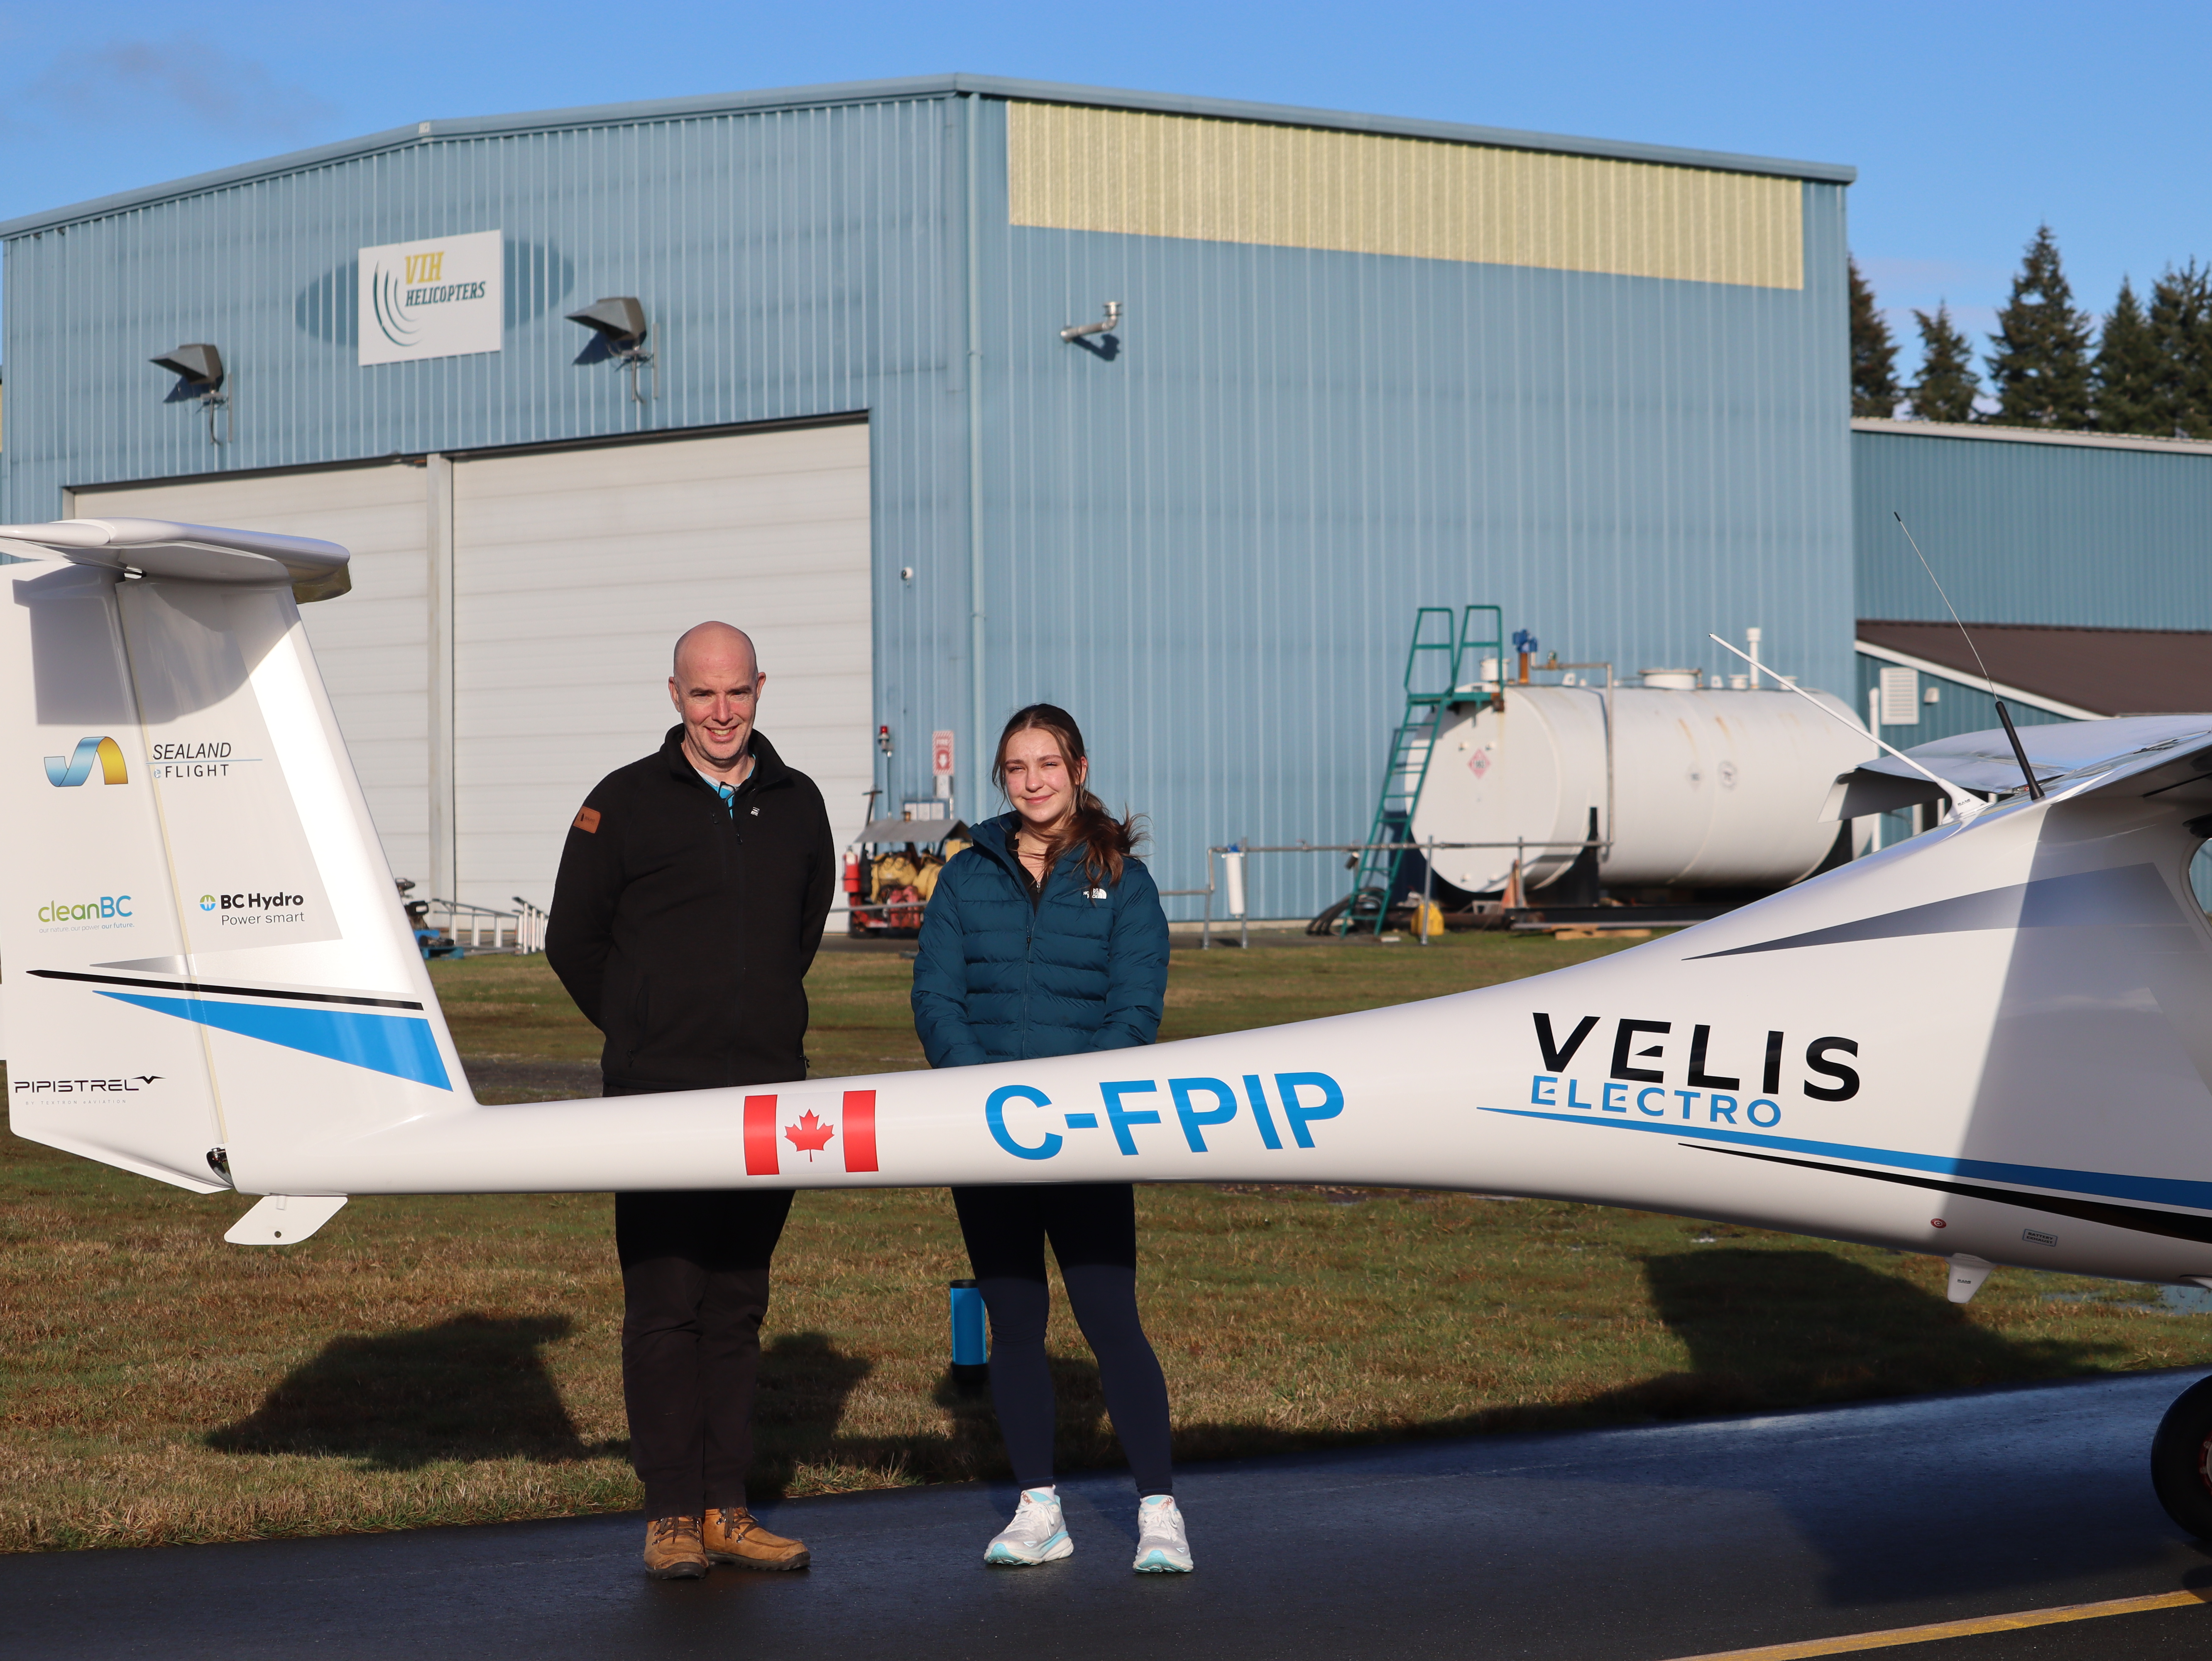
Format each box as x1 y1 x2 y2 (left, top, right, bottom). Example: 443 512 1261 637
784 1109 836 1160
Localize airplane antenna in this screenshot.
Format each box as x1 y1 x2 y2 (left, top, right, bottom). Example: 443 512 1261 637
1708 633 1983 823
1891 511 2045 801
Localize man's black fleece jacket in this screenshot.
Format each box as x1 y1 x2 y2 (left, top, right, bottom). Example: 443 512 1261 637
547 726 835 1093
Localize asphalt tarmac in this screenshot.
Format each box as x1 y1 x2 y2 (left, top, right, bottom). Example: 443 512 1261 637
8 1370 2212 1660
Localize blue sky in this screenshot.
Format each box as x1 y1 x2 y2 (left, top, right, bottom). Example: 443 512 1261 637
2 0 2204 382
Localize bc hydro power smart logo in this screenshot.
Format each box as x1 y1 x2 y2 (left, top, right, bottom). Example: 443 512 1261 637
209 888 310 929
44 736 127 787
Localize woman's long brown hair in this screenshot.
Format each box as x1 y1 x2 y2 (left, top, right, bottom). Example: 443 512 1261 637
993 704 1145 888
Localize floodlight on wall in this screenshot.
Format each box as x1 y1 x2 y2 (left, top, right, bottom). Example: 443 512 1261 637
1060 300 1123 345
152 342 231 445
566 296 656 402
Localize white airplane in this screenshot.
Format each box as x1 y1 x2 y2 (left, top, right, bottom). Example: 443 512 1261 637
8 518 2212 1538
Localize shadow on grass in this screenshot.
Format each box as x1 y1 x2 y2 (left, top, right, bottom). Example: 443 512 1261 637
1186 1248 2123 1458
748 1330 877 1497
207 1313 614 1469
765 1249 2129 1493
208 1320 888 1485
1544 1248 2121 1426
203 1252 2130 1495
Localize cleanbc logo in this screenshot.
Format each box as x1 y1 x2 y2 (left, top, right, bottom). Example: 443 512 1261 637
45 736 127 787
39 894 132 923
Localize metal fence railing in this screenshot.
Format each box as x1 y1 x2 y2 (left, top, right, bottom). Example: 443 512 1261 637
416 896 548 955
835 835 1603 950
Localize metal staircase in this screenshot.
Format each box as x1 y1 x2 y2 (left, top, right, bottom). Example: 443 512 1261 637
1339 605 1505 935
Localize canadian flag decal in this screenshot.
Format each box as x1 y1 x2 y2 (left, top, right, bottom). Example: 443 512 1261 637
785 1110 833 1159
744 1090 877 1177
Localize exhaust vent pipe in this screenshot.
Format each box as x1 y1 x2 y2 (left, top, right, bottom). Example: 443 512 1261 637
1060 300 1123 343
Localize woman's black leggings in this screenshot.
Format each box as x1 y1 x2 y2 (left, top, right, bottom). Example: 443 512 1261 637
949 1181 1173 1496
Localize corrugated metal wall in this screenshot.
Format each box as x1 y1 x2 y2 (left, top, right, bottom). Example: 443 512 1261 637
974 96 1854 914
1852 656 2071 744
1006 102 1806 288
1848 423 2212 848
4 82 1856 918
1853 424 2212 630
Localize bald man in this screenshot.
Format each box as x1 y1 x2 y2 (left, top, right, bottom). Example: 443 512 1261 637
548 622 834 1579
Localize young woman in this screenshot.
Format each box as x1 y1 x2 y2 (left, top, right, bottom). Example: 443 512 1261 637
910 704 1188 1573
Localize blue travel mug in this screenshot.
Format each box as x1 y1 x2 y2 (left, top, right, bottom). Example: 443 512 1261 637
949 1278 989 1393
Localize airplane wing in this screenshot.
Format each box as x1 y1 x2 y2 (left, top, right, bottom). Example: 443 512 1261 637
1825 715 2212 819
0 516 351 602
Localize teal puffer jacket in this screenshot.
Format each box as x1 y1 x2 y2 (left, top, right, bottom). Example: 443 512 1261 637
910 813 1170 1067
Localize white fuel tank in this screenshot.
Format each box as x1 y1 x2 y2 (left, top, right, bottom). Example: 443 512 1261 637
1407 684 1875 894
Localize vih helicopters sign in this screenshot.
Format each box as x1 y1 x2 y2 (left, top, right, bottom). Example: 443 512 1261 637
357 230 503 366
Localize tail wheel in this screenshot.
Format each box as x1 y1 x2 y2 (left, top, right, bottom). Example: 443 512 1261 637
2149 1374 2212 1539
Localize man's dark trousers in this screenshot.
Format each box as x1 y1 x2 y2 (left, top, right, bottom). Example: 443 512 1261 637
612 1157 794 1521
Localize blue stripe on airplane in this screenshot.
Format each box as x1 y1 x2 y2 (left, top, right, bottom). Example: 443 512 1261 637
98 991 452 1090
1480 1106 2212 1214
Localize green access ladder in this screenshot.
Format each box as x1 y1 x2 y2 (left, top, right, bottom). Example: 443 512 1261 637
1338 605 1505 936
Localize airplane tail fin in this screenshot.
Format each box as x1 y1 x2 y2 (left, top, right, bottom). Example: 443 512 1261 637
0 520 468 1198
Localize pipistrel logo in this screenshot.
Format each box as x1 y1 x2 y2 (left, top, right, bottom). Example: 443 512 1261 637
45 737 128 787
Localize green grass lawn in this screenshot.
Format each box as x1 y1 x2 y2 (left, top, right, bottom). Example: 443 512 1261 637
4 931 2207 1552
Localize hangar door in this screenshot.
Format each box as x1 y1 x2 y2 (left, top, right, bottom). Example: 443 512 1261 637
71 420 874 921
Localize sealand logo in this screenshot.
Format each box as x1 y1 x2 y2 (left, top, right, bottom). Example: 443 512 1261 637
45 736 127 787
150 740 246 780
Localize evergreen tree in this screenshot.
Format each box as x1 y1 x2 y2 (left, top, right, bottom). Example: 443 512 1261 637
1849 255 1901 417
1985 224 2094 429
1909 304 1982 423
2091 277 2162 435
2148 262 2212 439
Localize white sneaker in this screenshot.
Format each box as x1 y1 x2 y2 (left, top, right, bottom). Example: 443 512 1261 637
1132 1494 1192 1573
984 1487 1072 1566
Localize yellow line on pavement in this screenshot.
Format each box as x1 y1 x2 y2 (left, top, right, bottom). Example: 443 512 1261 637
1660 1586 2212 1660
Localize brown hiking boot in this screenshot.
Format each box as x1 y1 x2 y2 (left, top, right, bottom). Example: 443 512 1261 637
643 1515 709 1580
704 1506 811 1571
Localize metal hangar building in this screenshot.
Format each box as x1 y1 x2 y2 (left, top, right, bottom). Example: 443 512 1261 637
1851 418 2212 758
0 76 1858 917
